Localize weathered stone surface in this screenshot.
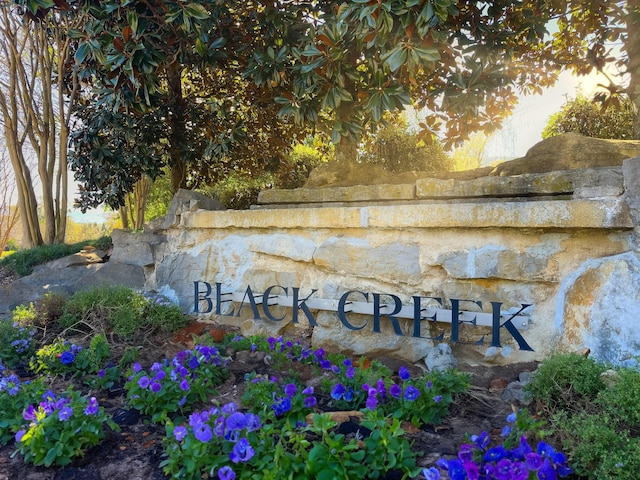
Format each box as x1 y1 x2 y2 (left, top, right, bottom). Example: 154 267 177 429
437 243 561 282
162 188 225 229
417 167 623 199
491 133 640 177
258 184 415 205
556 252 640 366
110 229 166 267
311 312 434 363
313 237 421 282
424 343 458 371
247 234 316 262
0 261 144 316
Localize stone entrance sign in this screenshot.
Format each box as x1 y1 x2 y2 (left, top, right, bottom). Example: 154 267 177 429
136 134 640 368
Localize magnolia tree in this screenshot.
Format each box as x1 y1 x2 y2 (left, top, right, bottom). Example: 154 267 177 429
18 0 636 211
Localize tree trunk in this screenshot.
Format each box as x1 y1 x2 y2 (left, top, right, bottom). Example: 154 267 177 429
166 62 188 193
628 0 640 139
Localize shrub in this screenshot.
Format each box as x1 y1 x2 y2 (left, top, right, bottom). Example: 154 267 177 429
525 352 606 410
542 93 634 140
58 286 190 339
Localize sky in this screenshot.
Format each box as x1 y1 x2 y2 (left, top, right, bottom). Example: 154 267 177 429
483 69 612 161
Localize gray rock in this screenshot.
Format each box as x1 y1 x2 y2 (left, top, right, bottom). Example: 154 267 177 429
162 189 225 229
424 343 458 372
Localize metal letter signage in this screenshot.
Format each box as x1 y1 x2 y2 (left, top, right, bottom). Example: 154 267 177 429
192 281 534 351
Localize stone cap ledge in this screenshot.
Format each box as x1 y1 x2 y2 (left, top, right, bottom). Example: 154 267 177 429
181 198 632 230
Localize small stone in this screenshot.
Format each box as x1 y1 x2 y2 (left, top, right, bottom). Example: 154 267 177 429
424 343 457 372
489 377 509 393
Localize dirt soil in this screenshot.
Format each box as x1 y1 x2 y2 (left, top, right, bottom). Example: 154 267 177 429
0 318 539 480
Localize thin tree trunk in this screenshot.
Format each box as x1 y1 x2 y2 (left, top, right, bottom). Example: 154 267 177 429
166 61 188 193
627 0 640 139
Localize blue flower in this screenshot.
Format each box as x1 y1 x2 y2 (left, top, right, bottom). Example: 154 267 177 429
422 467 440 480
404 385 421 401
230 438 255 463
284 383 297 397
174 425 188 441
218 466 236 480
346 366 355 379
537 458 558 480
304 396 317 408
137 376 150 389
58 406 73 421
193 422 212 443
84 397 99 415
15 429 26 443
331 383 345 400
60 351 75 365
366 392 378 410
180 379 190 391
484 445 507 462
506 412 517 423
399 366 411 381
390 384 402 398
433 395 442 403
225 412 246 431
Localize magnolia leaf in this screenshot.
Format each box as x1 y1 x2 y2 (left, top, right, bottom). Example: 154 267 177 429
184 3 209 20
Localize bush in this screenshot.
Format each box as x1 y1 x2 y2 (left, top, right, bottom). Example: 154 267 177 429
58 286 190 339
542 94 634 140
525 352 606 410
0 318 36 369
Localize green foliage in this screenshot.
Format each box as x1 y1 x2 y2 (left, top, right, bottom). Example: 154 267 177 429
305 411 419 479
30 0 620 208
125 345 229 423
13 389 118 467
161 406 419 480
58 286 190 339
0 318 36 369
0 371 45 446
525 352 606 410
30 336 109 377
542 94 635 140
360 114 452 174
527 353 640 479
382 368 470 427
0 237 112 277
201 173 272 210
552 412 640 479
597 368 640 425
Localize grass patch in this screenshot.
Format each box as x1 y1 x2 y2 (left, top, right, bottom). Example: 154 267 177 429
0 236 112 277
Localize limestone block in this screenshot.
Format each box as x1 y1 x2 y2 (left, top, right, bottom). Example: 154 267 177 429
313 237 421 282
437 245 557 282
110 229 166 267
258 184 415 205
417 167 624 200
311 312 434 363
162 188 225 229
156 252 210 311
247 234 316 262
556 252 640 366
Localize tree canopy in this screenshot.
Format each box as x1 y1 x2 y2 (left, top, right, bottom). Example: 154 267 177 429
17 0 637 210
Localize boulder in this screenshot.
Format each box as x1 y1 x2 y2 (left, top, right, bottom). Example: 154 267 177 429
491 133 640 177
